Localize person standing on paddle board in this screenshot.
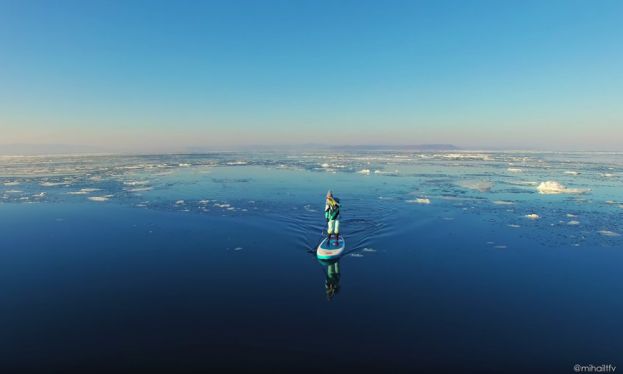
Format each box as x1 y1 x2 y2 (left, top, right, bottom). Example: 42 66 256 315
325 190 341 245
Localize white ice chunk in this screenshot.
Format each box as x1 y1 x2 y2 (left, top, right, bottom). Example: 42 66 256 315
537 181 588 195
598 230 620 237
88 195 112 202
407 198 431 204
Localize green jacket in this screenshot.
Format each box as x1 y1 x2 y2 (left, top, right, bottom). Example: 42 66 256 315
325 198 340 221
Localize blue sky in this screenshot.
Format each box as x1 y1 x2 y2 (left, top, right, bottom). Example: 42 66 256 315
1 0 622 151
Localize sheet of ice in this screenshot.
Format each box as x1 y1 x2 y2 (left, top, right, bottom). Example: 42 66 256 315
124 180 150 186
598 230 620 237
458 180 493 192
441 153 492 161
407 198 431 204
68 188 101 195
127 187 153 192
374 169 398 175
536 181 589 195
493 200 514 205
88 195 112 202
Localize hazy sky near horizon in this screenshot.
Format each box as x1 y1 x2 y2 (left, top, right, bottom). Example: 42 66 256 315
1 0 622 151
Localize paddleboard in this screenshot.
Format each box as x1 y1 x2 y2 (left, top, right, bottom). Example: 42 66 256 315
316 236 346 260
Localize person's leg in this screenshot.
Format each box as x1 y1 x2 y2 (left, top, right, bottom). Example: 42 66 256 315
334 220 340 243
327 220 334 243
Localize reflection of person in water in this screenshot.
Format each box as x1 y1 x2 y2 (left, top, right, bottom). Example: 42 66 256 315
325 260 341 301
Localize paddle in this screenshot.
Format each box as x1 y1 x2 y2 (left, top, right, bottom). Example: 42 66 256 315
313 229 327 251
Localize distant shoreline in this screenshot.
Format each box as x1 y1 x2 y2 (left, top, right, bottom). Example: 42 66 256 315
2 148 623 158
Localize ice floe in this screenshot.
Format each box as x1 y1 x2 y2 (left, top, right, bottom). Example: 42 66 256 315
407 198 431 204
68 188 101 195
88 195 112 202
598 230 620 237
458 180 493 192
126 187 153 192
441 153 492 161
536 181 588 195
493 200 514 205
124 180 150 186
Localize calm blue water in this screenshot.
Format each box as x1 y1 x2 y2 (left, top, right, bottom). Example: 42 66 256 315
1 152 622 372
